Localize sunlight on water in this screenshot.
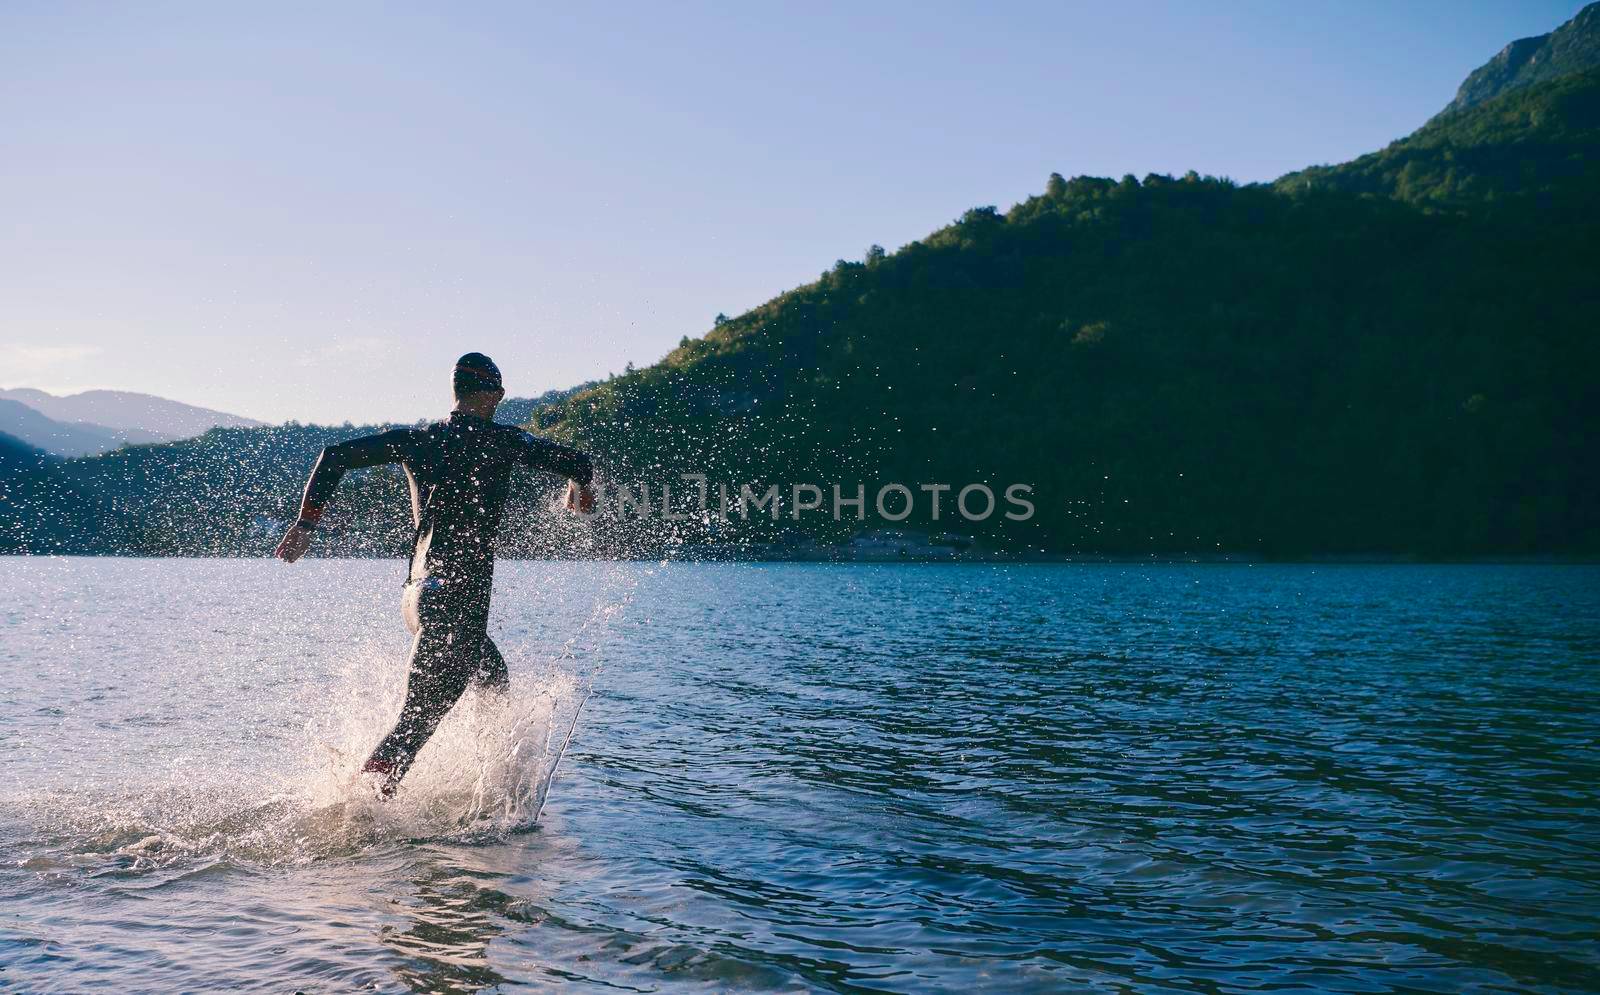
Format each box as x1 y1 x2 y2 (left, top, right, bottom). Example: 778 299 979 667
5 560 640 878
4 561 1598 993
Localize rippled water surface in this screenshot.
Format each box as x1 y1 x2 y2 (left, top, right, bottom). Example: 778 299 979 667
2 559 1598 993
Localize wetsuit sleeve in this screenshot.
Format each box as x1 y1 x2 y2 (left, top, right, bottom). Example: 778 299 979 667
295 429 415 524
511 430 594 487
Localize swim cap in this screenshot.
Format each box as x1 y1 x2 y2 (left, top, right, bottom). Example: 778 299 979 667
454 352 503 396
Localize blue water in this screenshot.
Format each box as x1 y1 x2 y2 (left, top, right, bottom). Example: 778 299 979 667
1 560 1597 992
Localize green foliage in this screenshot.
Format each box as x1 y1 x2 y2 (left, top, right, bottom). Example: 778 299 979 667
4 64 1597 559
538 74 1600 557
1276 68 1600 213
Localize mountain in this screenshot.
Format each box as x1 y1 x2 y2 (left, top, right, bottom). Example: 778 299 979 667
3 8 1597 558
1275 66 1600 210
0 399 132 458
496 382 600 426
0 388 264 448
537 167 1597 557
532 30 1600 557
3 383 274 457
0 431 51 472
1436 2 1600 119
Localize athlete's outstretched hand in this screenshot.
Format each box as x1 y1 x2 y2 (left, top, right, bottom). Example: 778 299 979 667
563 479 597 515
275 523 313 563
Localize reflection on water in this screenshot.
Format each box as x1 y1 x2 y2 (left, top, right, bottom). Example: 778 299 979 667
384 850 510 995
2 559 1598 993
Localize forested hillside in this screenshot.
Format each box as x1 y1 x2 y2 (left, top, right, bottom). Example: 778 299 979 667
1276 68 1600 210
3 30 1597 558
541 68 1600 556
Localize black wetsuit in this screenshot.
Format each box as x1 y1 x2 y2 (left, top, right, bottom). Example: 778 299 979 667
296 411 593 784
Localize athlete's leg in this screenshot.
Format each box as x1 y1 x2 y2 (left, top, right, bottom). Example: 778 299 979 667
473 635 510 693
363 626 475 789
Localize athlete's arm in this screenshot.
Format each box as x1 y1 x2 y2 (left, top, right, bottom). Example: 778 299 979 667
512 430 596 514
275 429 415 562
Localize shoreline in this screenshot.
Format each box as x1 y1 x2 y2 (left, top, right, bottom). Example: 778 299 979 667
3 552 1597 565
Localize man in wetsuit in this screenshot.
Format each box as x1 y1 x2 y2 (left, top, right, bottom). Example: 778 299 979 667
274 352 596 797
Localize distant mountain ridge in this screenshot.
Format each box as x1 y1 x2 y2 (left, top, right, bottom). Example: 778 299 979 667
0 387 263 435
496 381 601 427
0 382 588 459
1436 2 1600 119
0 431 51 472
0 399 132 458
0 387 264 456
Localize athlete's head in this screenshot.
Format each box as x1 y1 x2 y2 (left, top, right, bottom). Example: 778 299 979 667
453 352 505 404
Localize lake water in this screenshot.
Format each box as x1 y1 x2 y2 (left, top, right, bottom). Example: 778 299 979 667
1 559 1596 993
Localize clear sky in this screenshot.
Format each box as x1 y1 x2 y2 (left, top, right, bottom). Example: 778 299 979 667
1 0 1586 425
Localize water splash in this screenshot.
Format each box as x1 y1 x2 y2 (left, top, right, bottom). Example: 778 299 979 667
10 562 641 875
297 650 578 839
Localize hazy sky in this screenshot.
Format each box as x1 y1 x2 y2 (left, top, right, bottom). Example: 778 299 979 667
1 1 1585 425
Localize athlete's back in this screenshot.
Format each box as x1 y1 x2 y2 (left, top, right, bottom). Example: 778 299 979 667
296 412 592 583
